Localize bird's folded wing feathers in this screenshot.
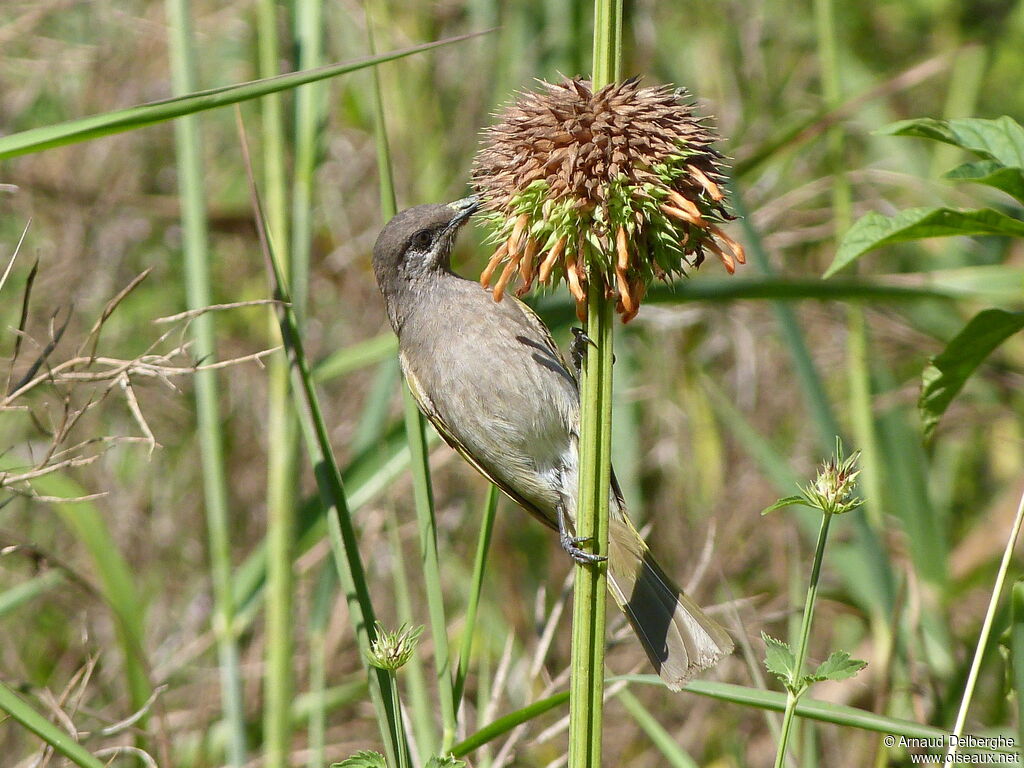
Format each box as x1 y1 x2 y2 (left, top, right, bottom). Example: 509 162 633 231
401 351 557 532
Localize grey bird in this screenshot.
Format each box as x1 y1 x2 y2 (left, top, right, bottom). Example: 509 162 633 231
372 197 733 689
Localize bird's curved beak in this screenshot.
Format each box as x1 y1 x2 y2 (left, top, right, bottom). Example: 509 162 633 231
447 195 481 231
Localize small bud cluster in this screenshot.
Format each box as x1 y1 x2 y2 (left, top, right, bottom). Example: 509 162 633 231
366 622 424 672
801 440 863 516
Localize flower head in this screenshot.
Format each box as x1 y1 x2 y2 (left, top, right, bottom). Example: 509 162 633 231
471 76 744 322
801 439 863 516
366 622 424 672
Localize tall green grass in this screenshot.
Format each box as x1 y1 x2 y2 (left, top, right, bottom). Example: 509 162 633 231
1 2 1022 766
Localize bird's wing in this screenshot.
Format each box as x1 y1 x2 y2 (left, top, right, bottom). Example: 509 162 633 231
510 295 579 389
509 295 628 509
401 351 558 532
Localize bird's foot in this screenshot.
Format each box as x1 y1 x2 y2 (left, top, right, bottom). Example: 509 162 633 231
557 500 606 565
570 327 596 376
570 327 615 377
560 532 606 564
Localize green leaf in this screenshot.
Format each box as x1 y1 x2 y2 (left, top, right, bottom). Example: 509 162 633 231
452 675 1014 757
881 116 1024 168
0 681 106 768
0 33 485 160
762 633 796 685
760 495 808 515
827 207 1024 278
331 750 387 768
425 756 467 768
920 309 1024 438
806 650 867 683
944 161 1024 204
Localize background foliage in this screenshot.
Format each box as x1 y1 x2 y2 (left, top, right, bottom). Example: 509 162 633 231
1 0 1022 766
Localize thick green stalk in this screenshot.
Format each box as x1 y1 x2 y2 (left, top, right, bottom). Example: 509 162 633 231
568 4 620 766
773 511 834 768
165 0 247 764
569 287 615 768
256 1 296 766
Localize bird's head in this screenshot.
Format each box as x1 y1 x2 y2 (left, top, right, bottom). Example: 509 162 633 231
372 197 479 332
373 197 478 287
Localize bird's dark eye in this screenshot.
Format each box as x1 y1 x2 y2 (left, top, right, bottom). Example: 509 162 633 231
411 228 433 250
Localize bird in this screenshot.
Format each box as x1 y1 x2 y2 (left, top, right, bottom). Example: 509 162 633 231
371 196 733 690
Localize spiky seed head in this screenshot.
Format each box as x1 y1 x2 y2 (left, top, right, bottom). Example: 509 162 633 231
471 76 745 322
366 622 424 672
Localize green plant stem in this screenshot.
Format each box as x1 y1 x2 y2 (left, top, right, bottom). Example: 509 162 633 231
306 565 333 768
404 388 458 752
257 2 297 765
454 484 499 711
567 5 620 767
453 675 1012 759
238 115 409 767
388 510 436 760
774 511 834 768
364 0 456 755
291 0 324 324
387 670 412 768
165 0 247 764
946 488 1024 761
569 286 615 768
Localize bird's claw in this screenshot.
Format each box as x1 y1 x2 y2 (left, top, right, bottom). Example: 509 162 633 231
560 532 607 564
570 328 597 375
570 327 615 376
556 500 606 564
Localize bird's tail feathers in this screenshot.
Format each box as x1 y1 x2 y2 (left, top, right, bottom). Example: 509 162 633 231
606 516 733 691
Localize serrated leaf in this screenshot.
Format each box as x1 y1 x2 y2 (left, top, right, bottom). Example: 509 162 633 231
944 161 1024 204
760 495 807 515
826 207 1024 278
881 116 1024 168
807 650 867 683
331 750 387 768
920 309 1024 439
762 633 796 685
425 755 467 768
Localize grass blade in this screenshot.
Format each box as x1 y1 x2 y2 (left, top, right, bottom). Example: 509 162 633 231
238 111 410 768
453 484 499 710
0 33 488 160
256 1 297 764
616 688 698 768
164 0 247 762
0 681 106 768
946 487 1024 761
